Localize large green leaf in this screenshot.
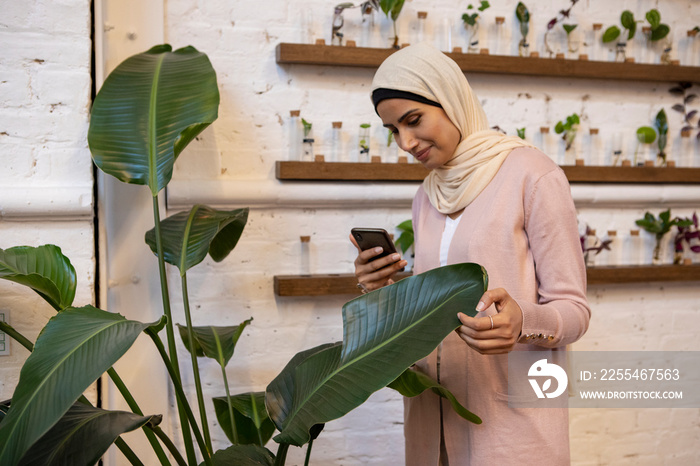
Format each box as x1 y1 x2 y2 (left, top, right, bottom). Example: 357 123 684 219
0 245 76 311
266 263 487 446
203 444 275 466
0 306 154 466
0 400 9 424
177 318 252 366
213 393 275 446
17 402 160 466
388 368 482 424
88 44 220 196
145 206 248 275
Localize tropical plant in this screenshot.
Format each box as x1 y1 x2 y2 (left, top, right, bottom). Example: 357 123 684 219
669 82 699 140
544 0 580 57
636 209 693 264
394 219 414 255
554 113 580 151
0 45 489 466
515 2 530 56
378 0 405 48
462 1 490 53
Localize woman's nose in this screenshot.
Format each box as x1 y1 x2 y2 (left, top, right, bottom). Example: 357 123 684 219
397 130 418 152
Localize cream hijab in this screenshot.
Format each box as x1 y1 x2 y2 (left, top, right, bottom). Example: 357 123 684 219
371 43 533 214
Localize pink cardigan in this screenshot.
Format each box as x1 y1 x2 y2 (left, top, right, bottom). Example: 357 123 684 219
405 147 590 465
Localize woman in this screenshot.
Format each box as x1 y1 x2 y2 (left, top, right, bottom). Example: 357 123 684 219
351 43 591 465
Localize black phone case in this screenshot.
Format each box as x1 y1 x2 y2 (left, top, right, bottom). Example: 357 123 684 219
351 228 398 261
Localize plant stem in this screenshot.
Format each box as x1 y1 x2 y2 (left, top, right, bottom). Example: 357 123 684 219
213 332 239 444
392 20 399 48
0 322 33 351
304 439 314 466
146 328 213 466
274 443 290 466
107 368 171 466
152 194 197 465
654 236 663 263
544 30 553 57
148 425 188 466
181 274 213 453
115 436 146 466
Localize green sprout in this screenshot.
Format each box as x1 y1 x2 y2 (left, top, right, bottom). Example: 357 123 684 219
379 0 406 49
562 24 579 53
602 10 637 44
645 9 670 41
554 113 580 150
634 125 656 165
359 123 371 154
636 209 693 264
654 109 668 165
515 2 530 56
462 1 490 26
301 118 312 138
462 1 490 52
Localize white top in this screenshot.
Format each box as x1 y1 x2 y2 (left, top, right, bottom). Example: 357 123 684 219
439 214 462 267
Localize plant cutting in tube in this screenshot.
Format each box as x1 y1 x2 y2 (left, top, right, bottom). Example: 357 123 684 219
515 2 530 56
462 1 490 53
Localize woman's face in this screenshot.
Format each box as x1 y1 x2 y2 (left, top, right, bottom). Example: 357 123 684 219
377 98 461 170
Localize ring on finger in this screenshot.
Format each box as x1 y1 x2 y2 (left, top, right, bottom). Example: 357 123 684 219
356 282 369 294
488 315 494 330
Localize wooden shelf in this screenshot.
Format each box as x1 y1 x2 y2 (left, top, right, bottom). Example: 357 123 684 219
562 166 700 184
274 265 700 296
276 42 700 83
587 264 700 285
276 161 700 184
274 272 412 296
276 161 428 181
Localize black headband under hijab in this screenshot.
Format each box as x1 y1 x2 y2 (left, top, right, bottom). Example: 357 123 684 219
371 88 442 113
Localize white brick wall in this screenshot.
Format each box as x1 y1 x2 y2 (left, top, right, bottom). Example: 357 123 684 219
0 0 94 405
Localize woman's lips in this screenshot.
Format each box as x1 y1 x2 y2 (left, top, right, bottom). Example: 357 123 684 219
413 147 430 161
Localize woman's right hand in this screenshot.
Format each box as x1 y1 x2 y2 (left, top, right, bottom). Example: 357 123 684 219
350 234 408 292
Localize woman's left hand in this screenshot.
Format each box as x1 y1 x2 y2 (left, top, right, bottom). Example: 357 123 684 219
455 288 523 354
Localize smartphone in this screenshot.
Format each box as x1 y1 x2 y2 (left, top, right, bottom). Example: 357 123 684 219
351 227 399 262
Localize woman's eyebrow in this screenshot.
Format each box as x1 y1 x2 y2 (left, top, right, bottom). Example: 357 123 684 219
382 108 420 128
397 108 419 123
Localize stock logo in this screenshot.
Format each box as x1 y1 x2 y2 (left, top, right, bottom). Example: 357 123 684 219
528 359 568 399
